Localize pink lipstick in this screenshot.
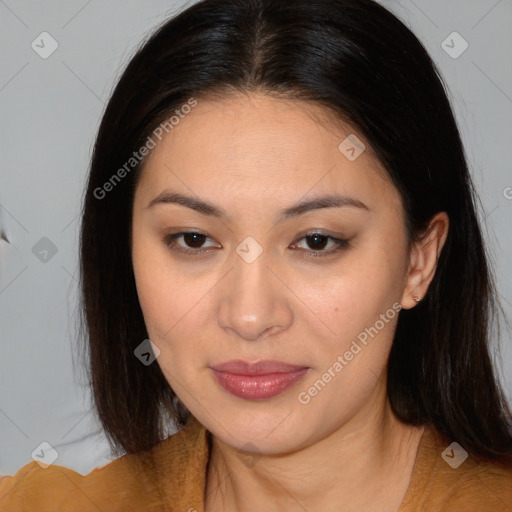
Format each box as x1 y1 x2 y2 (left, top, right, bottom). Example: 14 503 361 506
210 360 310 400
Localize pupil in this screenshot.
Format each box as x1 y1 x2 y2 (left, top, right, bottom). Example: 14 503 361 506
307 234 327 250
185 233 205 248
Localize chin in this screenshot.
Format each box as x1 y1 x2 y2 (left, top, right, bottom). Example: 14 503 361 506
203 406 310 453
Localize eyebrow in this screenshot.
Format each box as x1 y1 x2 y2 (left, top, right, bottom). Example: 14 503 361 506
146 191 369 221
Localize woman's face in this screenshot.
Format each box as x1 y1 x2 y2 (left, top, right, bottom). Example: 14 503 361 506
131 93 416 453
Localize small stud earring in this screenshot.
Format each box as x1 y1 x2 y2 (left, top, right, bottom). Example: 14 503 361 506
413 296 421 303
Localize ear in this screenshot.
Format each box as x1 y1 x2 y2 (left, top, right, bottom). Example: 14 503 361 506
400 212 449 309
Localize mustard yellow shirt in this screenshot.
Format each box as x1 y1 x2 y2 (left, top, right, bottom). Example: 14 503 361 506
1 415 511 511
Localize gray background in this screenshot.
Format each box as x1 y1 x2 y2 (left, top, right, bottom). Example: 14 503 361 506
1 0 511 476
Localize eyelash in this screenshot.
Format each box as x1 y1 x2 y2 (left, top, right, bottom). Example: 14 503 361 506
162 231 350 258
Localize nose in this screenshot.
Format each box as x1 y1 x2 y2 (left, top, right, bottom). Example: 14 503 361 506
216 248 294 341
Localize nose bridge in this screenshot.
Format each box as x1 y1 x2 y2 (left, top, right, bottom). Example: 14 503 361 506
234 244 268 298
216 237 293 340
231 234 274 295
231 241 275 315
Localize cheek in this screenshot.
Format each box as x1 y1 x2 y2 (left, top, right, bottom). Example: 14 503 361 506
131 229 215 372
131 227 182 339
313 251 403 343
131 234 162 331
299 264 402 407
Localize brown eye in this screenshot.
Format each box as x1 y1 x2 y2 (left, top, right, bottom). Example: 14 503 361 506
305 233 329 250
291 232 350 258
182 232 207 248
163 231 220 254
163 230 350 258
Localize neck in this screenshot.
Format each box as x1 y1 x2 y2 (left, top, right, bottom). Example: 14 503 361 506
204 374 425 512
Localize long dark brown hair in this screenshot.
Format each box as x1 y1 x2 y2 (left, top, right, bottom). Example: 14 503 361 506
78 0 512 464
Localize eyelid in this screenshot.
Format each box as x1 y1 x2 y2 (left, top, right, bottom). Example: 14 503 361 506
290 232 349 255
162 230 351 257
164 231 220 253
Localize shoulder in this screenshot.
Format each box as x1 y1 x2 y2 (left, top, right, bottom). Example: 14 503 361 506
0 452 161 512
0 415 209 512
401 425 512 512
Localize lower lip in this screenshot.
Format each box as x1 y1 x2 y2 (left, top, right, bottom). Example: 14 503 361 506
210 368 310 400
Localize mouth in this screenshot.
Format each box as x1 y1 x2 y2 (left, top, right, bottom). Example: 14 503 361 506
209 359 311 400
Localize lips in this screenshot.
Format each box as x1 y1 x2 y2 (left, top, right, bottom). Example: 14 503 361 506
210 359 309 375
209 359 310 400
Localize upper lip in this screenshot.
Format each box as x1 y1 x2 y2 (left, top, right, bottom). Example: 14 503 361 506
210 359 309 375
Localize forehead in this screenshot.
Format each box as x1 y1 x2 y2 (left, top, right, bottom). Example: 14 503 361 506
135 93 399 214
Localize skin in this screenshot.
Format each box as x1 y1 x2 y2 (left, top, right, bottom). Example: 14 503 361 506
131 93 449 511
